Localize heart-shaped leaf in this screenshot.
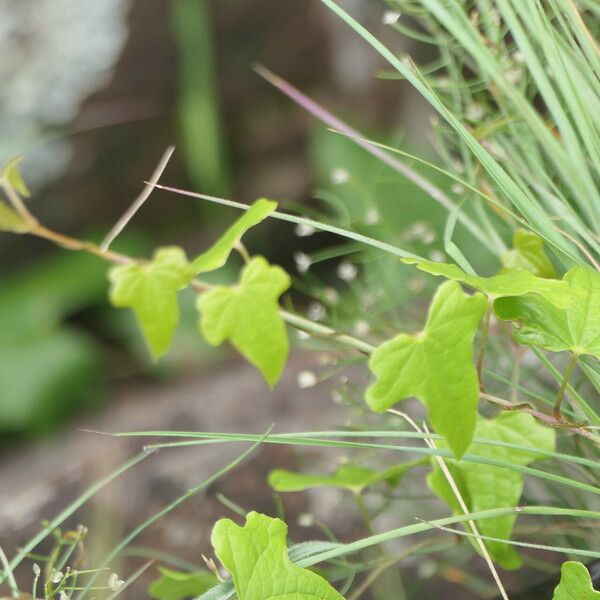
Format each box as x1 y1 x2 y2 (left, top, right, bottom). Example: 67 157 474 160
402 257 572 307
553 561 600 599
197 256 290 386
211 512 344 600
193 199 276 273
494 266 600 360
108 247 196 359
366 281 487 458
428 411 555 570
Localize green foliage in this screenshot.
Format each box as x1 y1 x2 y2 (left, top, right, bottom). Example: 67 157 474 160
428 412 555 570
268 459 422 495
197 256 290 386
553 561 600 599
0 201 30 233
0 329 99 432
495 266 600 360
108 247 196 359
501 229 556 278
148 567 217 600
210 511 344 600
172 0 229 196
193 199 277 273
402 257 573 307
366 281 487 458
0 156 30 197
0 249 112 433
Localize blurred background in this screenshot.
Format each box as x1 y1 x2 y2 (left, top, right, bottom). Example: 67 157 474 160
0 1 501 598
0 0 434 439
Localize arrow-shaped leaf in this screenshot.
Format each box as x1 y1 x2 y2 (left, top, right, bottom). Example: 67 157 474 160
197 256 290 386
211 512 344 600
108 247 195 359
428 411 555 570
193 199 276 273
402 257 572 308
366 281 487 458
495 266 600 360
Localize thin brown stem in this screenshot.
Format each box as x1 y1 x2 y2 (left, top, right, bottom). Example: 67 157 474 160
30 224 132 265
481 392 599 444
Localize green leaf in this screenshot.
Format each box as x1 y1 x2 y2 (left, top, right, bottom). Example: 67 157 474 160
553 561 600 599
500 229 556 279
428 412 555 570
148 567 217 600
494 266 600 360
108 247 196 359
193 199 277 273
0 201 30 233
268 459 423 495
0 156 30 197
197 256 290 386
366 281 487 458
211 511 344 600
402 257 572 308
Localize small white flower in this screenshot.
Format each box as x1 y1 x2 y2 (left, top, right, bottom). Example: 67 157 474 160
297 370 318 389
51 570 64 584
512 49 525 64
295 223 316 237
505 68 523 85
435 76 451 88
408 276 425 293
429 114 440 127
353 320 370 336
364 207 380 225
451 159 465 173
404 222 436 244
323 287 339 304
307 301 326 321
331 167 349 185
318 353 335 365
32 563 41 577
108 573 124 592
337 261 358 282
294 251 312 273
417 559 437 579
382 10 400 25
428 250 445 262
59 592 69 600
298 513 315 527
465 102 484 122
